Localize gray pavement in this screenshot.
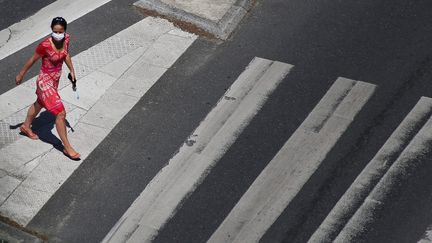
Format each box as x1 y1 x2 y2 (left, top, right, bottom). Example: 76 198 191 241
1 0 432 242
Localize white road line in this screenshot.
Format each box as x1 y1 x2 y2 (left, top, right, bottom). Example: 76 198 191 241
419 229 432 243
0 0 112 61
208 78 376 243
308 97 432 243
101 57 292 243
0 17 197 226
333 97 432 242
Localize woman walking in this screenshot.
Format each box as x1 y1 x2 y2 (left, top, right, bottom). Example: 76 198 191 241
15 17 80 159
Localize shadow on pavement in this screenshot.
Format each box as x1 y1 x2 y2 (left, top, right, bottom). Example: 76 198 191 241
10 110 74 153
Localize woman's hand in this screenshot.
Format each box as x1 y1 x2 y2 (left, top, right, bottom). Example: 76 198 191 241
16 52 40 85
15 73 24 85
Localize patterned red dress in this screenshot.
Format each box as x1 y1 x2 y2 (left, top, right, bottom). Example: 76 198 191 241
35 33 70 115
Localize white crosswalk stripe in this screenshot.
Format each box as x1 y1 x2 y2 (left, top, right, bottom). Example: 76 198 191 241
302 96 432 243
0 16 197 226
308 96 432 243
334 108 432 241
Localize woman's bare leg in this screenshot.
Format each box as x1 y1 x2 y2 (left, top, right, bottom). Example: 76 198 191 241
21 101 42 137
23 101 42 127
56 110 79 157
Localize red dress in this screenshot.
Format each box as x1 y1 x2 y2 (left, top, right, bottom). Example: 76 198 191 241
35 34 70 115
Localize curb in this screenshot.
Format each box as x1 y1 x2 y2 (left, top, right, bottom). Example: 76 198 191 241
0 221 43 243
133 0 255 40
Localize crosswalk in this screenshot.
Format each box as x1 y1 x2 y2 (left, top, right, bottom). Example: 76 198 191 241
1 1 432 243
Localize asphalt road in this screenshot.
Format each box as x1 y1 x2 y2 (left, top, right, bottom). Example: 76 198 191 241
3 0 432 242
0 0 56 29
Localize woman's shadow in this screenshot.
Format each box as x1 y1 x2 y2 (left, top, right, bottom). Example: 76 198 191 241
10 110 79 160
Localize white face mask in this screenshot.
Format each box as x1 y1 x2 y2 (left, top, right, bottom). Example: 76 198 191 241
52 32 65 41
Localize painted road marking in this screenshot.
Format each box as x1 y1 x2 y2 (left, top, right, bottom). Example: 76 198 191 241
0 16 196 226
308 97 432 243
208 78 376 243
0 0 112 61
333 97 432 242
419 229 432 243
102 57 292 243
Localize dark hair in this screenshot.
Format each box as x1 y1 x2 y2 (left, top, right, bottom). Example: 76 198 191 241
51 17 67 31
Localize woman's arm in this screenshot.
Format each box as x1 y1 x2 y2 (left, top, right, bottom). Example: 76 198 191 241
64 53 76 81
15 52 41 85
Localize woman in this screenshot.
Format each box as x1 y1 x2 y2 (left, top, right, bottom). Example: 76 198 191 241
15 17 80 159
